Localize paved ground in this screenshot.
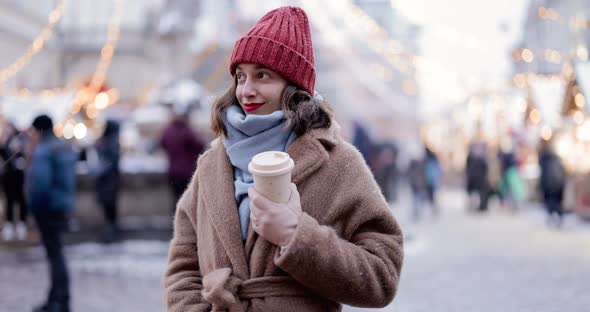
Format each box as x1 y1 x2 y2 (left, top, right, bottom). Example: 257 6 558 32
345 188 590 312
1 187 589 312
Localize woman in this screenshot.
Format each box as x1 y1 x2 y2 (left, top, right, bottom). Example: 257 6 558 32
164 7 403 311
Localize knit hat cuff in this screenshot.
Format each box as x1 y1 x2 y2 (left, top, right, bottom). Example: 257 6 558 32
229 35 316 95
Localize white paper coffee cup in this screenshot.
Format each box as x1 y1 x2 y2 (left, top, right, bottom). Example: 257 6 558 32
248 151 295 203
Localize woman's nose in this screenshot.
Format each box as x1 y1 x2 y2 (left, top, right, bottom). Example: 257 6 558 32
241 79 257 97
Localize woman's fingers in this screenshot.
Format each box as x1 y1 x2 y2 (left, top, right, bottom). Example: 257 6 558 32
248 187 275 211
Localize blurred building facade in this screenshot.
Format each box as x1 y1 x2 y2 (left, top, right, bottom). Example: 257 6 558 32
0 0 201 126
0 0 422 145
514 0 590 75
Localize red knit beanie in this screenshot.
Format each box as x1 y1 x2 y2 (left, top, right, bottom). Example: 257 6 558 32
229 6 315 95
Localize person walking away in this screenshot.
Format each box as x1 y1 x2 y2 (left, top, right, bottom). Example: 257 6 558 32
408 154 427 221
164 7 403 311
1 122 29 241
351 120 374 166
538 142 566 227
498 138 526 212
94 120 121 243
486 148 502 208
466 142 489 212
424 146 441 215
27 115 77 312
373 142 399 203
160 107 205 213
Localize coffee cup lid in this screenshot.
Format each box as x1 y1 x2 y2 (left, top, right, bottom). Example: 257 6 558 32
248 151 294 176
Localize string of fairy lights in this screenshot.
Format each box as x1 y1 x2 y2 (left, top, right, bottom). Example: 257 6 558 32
0 1 587 145
345 2 418 95
68 0 124 117
0 0 124 140
513 5 589 65
420 3 590 165
511 3 588 133
471 3 589 135
0 0 123 105
309 0 587 150
55 0 125 140
501 3 588 131
0 0 65 91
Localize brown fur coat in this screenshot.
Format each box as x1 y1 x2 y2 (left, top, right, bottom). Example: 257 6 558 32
164 123 403 311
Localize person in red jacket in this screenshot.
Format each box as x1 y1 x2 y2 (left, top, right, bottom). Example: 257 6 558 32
160 107 206 213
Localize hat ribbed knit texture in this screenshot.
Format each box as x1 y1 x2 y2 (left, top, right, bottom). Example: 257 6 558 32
229 6 315 95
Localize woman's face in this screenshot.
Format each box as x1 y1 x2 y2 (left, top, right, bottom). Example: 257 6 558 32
235 64 288 115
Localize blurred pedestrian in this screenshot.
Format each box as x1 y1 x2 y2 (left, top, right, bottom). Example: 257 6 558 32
160 105 205 213
27 115 77 312
351 120 374 166
466 141 489 212
498 145 525 211
424 146 441 211
94 120 121 243
164 7 403 311
485 148 502 208
538 141 566 227
1 121 29 241
407 144 438 221
408 152 427 221
373 142 399 203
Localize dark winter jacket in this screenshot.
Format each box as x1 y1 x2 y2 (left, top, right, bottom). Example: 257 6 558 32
160 119 205 180
539 150 565 195
95 120 121 207
465 153 488 192
27 134 77 213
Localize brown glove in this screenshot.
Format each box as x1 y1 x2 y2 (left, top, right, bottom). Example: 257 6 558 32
248 183 302 247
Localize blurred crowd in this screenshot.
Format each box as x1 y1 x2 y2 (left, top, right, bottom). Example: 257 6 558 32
0 108 578 312
0 108 208 311
350 120 570 228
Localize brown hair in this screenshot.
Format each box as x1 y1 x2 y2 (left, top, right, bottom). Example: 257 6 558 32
210 79 332 137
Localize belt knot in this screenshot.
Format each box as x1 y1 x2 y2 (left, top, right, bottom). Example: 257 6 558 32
202 268 308 311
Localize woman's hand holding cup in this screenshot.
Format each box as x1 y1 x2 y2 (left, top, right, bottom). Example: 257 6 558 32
248 183 302 247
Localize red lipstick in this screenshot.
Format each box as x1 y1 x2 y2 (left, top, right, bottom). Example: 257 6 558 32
244 103 264 112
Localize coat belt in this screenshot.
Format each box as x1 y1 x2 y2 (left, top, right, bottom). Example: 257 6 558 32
202 268 308 310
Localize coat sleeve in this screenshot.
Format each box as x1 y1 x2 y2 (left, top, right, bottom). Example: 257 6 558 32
274 149 404 308
164 173 210 311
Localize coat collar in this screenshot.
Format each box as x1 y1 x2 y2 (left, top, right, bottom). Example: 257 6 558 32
287 121 339 184
198 122 340 278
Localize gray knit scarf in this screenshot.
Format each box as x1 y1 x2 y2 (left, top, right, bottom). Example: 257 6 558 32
222 105 297 240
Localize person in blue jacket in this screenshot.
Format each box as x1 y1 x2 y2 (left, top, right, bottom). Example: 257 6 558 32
27 114 77 312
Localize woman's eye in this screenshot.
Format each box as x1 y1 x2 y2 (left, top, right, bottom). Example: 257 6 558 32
236 72 245 80
257 72 269 79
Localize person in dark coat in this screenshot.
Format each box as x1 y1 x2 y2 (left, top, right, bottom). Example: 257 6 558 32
94 120 121 243
1 122 29 241
160 109 205 213
538 142 566 227
27 115 77 312
351 120 374 166
372 142 399 203
466 142 489 212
